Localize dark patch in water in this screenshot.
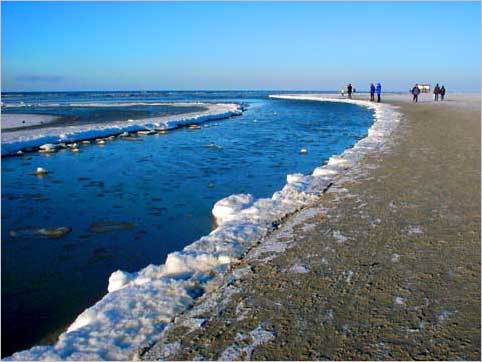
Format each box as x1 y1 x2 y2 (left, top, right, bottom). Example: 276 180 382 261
88 221 134 233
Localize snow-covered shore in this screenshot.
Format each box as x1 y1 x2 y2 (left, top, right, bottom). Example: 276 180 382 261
1 102 241 156
1 113 61 130
6 96 402 361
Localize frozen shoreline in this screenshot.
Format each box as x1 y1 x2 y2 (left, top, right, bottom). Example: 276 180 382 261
1 102 241 156
6 96 402 361
141 93 480 360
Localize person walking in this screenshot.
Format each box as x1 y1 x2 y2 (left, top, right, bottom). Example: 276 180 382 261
411 84 420 102
376 82 382 102
341 88 345 97
440 85 446 101
434 83 441 101
347 83 353 99
370 83 375 101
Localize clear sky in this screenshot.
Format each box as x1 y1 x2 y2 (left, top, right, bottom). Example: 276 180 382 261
1 1 480 92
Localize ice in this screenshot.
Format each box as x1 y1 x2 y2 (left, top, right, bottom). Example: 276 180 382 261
220 325 275 360
35 167 48 175
333 230 348 243
6 96 401 361
1 103 242 155
290 263 310 274
212 194 255 224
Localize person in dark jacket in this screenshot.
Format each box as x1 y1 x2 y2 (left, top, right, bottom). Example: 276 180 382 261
347 83 353 99
370 83 375 101
376 83 382 102
440 85 446 101
411 84 420 102
434 83 441 101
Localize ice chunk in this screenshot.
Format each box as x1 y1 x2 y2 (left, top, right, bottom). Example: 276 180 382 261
286 173 304 184
108 270 135 293
212 194 254 224
35 167 48 175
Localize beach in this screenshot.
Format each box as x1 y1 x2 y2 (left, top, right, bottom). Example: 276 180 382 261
142 93 481 360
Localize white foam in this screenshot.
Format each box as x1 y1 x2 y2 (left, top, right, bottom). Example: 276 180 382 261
1 103 242 155
6 95 401 361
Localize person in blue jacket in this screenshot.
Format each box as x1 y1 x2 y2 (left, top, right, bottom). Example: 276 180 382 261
376 83 382 102
370 83 375 101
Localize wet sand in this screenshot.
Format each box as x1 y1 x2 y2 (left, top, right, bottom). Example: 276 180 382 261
142 93 480 360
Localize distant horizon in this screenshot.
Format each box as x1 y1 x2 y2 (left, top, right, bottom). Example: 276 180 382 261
1 88 479 94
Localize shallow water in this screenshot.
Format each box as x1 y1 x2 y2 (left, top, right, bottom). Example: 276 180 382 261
1 91 373 356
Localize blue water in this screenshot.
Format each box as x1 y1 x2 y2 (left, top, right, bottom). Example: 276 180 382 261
1 91 374 356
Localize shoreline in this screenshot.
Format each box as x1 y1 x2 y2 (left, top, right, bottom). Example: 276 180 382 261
1 102 242 156
143 93 481 360
6 97 400 360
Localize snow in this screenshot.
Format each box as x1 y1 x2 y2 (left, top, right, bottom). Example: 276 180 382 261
219 325 275 360
1 103 242 156
1 113 60 130
6 96 401 361
212 194 255 224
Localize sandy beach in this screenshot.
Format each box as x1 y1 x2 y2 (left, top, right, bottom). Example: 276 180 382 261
142 93 481 361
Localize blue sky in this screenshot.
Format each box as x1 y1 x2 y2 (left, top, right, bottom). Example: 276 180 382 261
2 1 480 92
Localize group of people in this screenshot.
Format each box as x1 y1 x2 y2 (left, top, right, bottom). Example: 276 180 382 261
411 83 446 102
370 83 382 102
340 82 446 103
433 83 446 101
340 83 382 102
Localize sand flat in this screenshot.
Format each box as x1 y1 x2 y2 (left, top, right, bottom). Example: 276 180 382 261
142 93 481 360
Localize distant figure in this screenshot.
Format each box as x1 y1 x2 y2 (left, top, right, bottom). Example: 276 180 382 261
411 84 421 102
440 85 446 101
347 83 353 99
376 83 382 102
434 83 441 101
341 88 345 97
370 83 375 101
